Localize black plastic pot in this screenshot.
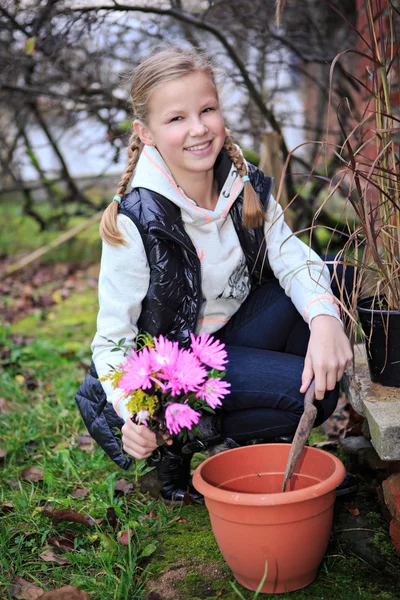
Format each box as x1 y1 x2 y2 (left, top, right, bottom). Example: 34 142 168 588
357 297 400 387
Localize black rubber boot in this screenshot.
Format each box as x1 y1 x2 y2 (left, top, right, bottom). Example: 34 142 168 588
149 444 204 505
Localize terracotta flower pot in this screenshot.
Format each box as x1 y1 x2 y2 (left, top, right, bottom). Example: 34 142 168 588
192 443 345 594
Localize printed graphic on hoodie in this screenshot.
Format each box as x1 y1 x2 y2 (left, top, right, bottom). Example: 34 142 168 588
217 255 251 302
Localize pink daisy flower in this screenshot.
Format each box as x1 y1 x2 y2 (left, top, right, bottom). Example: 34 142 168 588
162 349 207 396
118 347 153 393
165 403 201 436
190 333 228 370
150 335 179 372
196 378 231 409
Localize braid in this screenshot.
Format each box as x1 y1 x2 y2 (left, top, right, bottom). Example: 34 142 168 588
100 131 143 246
116 131 143 198
224 130 265 229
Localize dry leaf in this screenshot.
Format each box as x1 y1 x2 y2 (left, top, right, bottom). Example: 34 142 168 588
115 479 135 494
138 511 157 524
71 489 88 498
183 491 199 505
39 586 89 600
0 503 14 515
0 397 9 413
39 549 71 565
313 440 339 449
19 466 44 482
25 441 39 453
344 504 360 516
76 433 93 451
43 506 95 527
117 529 133 546
5 478 18 488
10 576 44 599
106 507 118 530
48 533 75 553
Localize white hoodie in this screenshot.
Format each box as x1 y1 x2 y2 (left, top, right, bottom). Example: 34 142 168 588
92 145 340 420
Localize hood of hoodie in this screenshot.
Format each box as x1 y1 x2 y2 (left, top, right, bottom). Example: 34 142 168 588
131 145 244 227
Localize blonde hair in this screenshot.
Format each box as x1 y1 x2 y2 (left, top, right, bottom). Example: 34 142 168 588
100 46 265 245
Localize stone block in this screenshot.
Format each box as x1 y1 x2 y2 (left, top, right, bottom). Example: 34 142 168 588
389 519 400 555
342 344 400 460
382 474 400 520
340 436 373 455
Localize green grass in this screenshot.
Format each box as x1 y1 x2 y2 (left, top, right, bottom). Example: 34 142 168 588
1 219 400 597
0 323 180 599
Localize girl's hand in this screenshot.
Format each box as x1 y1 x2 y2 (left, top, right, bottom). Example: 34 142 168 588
300 315 353 400
121 420 171 460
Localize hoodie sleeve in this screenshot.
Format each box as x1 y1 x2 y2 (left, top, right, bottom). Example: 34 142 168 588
91 214 150 420
264 196 342 327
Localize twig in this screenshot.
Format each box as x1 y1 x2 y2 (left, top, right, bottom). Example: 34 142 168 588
0 211 102 280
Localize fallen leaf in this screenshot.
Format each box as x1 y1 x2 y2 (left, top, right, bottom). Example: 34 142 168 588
183 491 199 505
19 466 44 482
5 479 18 488
344 504 360 516
76 433 93 451
48 533 75 553
51 290 63 304
138 510 157 524
9 576 44 599
115 479 135 494
106 507 118 530
0 503 14 515
39 586 90 599
0 398 9 413
71 489 88 498
139 470 163 498
40 548 71 565
25 441 39 453
37 499 50 507
313 440 339 449
43 506 95 527
117 529 133 546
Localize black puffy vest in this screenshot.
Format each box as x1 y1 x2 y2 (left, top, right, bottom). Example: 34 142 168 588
76 151 274 469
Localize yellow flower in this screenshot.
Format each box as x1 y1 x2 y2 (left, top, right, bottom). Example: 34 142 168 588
126 389 158 417
99 368 125 389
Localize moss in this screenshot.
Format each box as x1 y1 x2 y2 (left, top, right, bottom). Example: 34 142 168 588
373 531 398 562
151 506 224 575
308 426 328 447
11 287 97 350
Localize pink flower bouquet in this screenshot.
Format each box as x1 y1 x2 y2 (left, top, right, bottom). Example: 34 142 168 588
101 333 230 441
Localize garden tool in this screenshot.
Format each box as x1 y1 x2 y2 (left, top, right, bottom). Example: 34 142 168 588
282 379 317 492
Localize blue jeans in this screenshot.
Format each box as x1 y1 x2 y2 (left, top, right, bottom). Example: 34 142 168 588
214 278 340 442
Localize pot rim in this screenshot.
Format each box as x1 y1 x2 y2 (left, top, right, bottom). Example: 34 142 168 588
192 444 346 506
357 296 400 315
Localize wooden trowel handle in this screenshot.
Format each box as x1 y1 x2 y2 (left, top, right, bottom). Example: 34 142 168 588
281 379 317 493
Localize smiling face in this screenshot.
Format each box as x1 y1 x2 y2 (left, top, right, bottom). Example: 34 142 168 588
134 71 226 185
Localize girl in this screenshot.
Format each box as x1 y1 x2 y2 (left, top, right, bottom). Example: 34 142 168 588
76 45 353 503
